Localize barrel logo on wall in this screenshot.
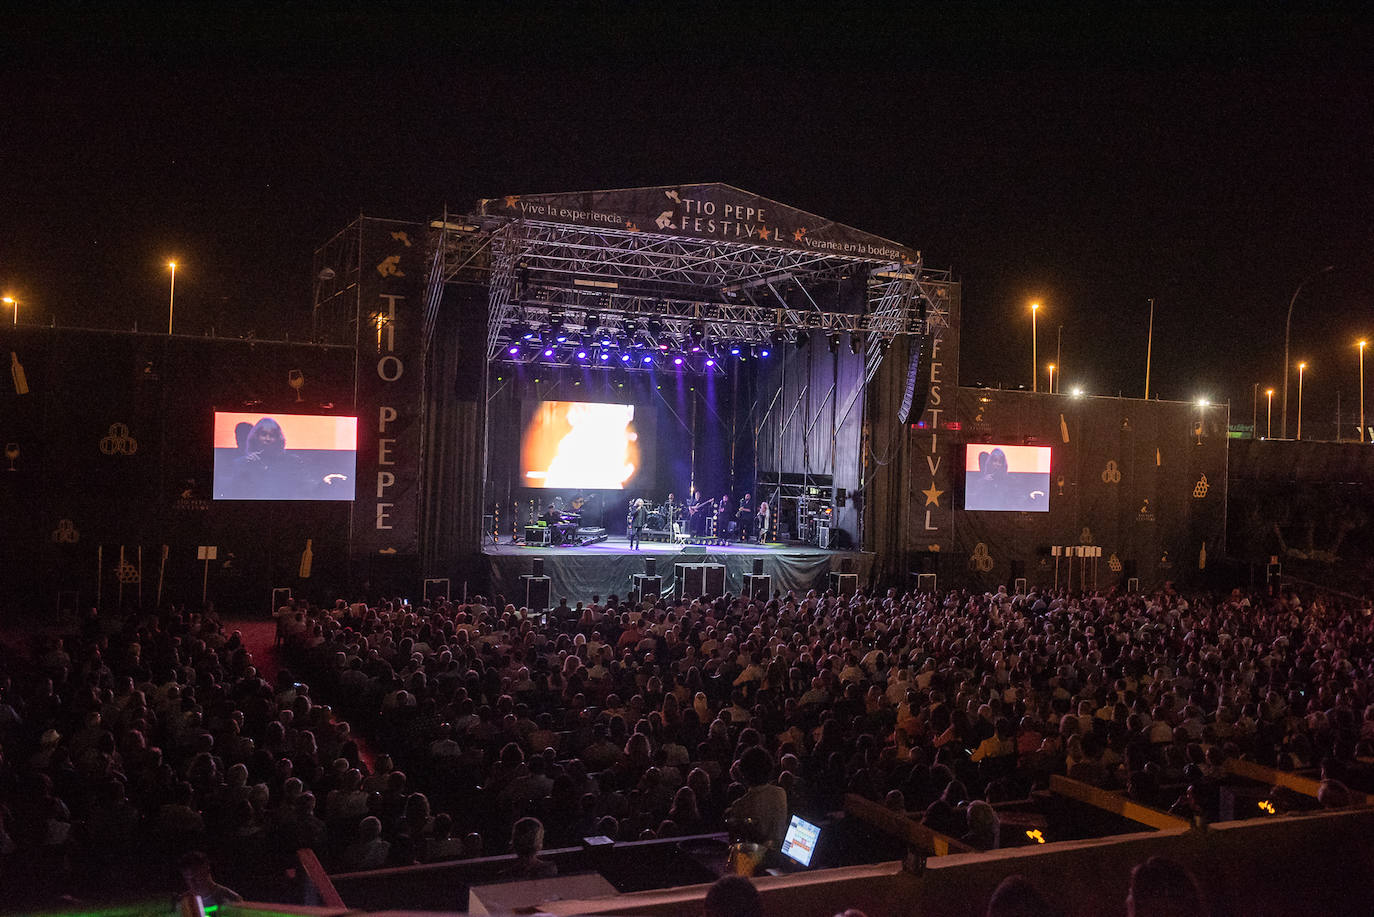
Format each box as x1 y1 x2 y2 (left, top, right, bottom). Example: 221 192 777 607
1101 460 1121 484
969 543 994 572
99 423 138 455
51 519 80 543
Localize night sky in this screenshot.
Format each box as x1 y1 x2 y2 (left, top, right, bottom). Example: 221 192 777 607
3 6 1372 434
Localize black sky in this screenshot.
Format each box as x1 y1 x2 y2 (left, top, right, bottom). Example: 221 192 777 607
2 4 1372 433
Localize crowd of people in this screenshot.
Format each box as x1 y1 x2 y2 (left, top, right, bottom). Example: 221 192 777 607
1 580 1371 910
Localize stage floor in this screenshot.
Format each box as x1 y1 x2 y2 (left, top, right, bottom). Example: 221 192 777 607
483 537 871 604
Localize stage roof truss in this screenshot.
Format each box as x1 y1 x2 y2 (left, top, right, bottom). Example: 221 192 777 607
424 215 942 369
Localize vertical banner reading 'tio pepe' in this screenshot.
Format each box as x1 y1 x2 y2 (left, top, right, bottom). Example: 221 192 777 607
354 218 425 556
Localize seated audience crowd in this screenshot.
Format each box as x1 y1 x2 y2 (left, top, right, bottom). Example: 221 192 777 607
0 583 1370 907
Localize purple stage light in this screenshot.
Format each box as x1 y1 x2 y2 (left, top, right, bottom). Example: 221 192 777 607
760 348 770 357
642 355 653 364
576 350 588 359
508 346 519 355
544 348 554 357
620 353 631 362
706 358 715 367
673 356 683 365
600 352 610 361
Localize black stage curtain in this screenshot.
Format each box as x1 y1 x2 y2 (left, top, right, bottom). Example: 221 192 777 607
420 283 487 581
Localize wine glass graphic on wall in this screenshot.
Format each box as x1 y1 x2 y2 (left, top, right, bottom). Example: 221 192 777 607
288 369 305 402
5 442 18 471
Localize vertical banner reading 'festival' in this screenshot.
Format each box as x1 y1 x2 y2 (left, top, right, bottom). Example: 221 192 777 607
353 218 425 555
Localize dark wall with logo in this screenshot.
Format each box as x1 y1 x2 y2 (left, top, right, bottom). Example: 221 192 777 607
0 326 356 617
948 389 1229 591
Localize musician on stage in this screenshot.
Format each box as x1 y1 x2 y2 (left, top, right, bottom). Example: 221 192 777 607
757 499 771 542
737 493 754 541
715 493 732 540
628 498 648 550
688 490 712 536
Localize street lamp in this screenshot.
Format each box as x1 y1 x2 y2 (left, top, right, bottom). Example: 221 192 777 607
2 296 15 326
1357 342 1368 445
1297 361 1308 440
1282 265 1334 438
1265 388 1275 439
1031 302 1040 392
1047 363 1056 394
167 261 178 334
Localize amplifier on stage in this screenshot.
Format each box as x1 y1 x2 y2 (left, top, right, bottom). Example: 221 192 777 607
631 574 662 604
525 525 551 546
828 572 857 596
743 573 771 601
519 574 551 613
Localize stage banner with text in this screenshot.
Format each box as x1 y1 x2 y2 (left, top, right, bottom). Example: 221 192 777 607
353 218 426 556
911 280 961 553
479 183 918 263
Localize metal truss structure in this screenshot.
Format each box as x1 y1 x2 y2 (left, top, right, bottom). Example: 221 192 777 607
424 216 947 383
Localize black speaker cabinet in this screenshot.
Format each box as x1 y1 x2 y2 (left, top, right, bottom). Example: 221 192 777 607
744 573 771 601
532 557 545 577
702 563 725 597
520 575 551 613
631 574 662 603
828 572 858 596
751 558 765 576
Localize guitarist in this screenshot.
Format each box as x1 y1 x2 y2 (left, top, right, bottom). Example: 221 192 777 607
687 490 713 536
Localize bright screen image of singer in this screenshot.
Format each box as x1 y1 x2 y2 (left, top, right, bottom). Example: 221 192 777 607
213 412 358 500
520 401 647 490
964 444 1052 512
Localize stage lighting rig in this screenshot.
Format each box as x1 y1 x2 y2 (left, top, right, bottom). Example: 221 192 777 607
794 330 810 349
828 332 841 354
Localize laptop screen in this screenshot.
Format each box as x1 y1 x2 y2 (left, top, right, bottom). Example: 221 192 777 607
780 815 821 867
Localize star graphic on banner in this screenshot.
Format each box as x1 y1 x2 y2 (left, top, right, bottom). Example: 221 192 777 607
922 483 944 507
757 227 770 240
792 228 807 242
503 195 520 209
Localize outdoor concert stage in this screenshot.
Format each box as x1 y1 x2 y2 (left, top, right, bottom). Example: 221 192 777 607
483 538 872 604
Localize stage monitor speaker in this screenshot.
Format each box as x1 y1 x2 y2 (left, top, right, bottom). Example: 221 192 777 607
1014 577 1027 595
644 557 657 575
532 558 545 577
751 558 765 576
520 575 551 613
915 572 937 592
423 578 451 603
675 564 705 600
828 572 858 596
631 574 662 603
835 487 847 507
744 573 771 601
703 564 725 597
840 557 855 574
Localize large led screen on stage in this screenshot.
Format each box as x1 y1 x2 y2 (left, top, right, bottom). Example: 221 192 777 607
964 444 1051 512
520 400 646 490
213 412 358 501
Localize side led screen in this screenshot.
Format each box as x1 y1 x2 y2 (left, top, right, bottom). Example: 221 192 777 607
213 412 357 501
964 444 1051 512
520 400 644 490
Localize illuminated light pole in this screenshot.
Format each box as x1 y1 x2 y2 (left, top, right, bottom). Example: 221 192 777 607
167 261 178 334
1357 342 1368 445
1266 388 1275 439
1283 265 1334 438
1047 363 1056 395
1297 361 1308 440
1031 302 1040 392
2 296 15 326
